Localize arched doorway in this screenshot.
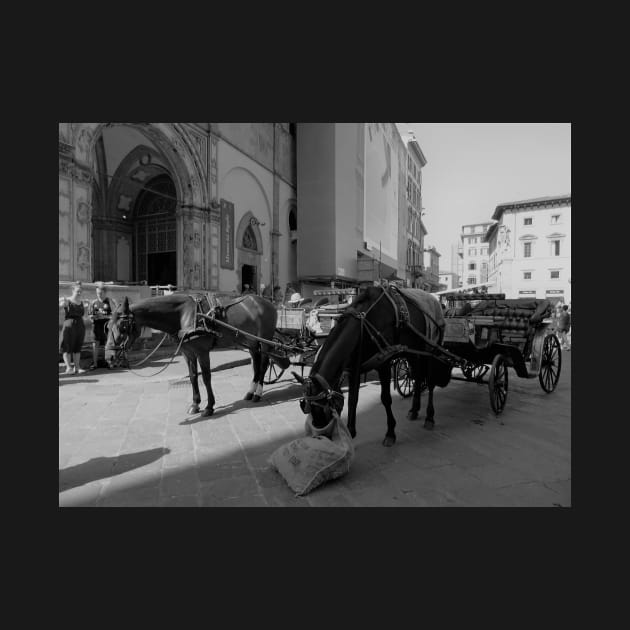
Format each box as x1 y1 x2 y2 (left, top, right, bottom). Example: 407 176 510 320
133 174 177 285
65 122 209 289
236 213 264 294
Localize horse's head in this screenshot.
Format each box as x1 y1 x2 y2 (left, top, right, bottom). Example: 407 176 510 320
106 297 140 353
296 371 345 428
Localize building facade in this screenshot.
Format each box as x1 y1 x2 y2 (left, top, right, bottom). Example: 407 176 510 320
458 222 493 289
59 123 296 300
296 123 412 298
421 246 442 292
439 270 459 292
484 194 571 303
59 122 435 305
397 126 428 288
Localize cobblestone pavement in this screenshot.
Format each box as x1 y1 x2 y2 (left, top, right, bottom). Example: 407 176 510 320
59 348 571 507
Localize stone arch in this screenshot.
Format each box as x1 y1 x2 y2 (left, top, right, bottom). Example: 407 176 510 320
220 166 272 226
72 122 208 210
67 123 209 287
235 211 264 254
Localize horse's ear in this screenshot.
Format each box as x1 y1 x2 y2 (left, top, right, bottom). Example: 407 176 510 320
122 296 130 314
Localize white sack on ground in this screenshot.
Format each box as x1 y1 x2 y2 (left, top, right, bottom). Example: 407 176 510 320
269 410 355 496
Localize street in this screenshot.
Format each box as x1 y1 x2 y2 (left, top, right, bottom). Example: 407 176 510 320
59 348 571 507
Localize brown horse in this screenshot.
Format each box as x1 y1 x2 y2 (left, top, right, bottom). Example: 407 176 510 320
298 286 451 447
107 293 278 416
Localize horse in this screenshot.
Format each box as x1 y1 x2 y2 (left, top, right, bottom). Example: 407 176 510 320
297 285 452 447
106 293 278 416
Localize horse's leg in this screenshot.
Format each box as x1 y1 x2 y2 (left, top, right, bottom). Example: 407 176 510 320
407 357 422 421
424 360 436 430
183 348 201 414
379 363 397 447
198 351 215 417
346 368 361 439
244 349 258 400
252 350 269 403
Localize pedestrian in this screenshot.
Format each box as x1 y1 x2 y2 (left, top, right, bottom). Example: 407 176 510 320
261 284 273 301
241 283 255 295
557 304 571 351
273 285 283 306
59 281 87 374
284 283 295 304
89 282 115 369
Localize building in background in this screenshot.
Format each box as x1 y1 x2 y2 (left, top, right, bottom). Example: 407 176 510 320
59 123 296 303
485 194 571 304
397 126 428 288
421 246 442 292
458 221 493 290
297 123 410 298
439 270 459 292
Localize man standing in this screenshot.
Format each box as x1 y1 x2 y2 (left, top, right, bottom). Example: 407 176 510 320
557 304 571 351
89 282 115 369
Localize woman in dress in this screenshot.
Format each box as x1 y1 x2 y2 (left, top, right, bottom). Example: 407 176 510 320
59 281 87 374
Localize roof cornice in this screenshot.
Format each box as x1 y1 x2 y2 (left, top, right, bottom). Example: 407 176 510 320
492 194 571 221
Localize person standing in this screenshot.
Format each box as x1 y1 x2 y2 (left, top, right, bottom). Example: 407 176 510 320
558 304 571 351
59 282 87 374
89 282 115 369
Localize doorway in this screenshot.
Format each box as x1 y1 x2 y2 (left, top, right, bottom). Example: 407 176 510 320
242 264 257 293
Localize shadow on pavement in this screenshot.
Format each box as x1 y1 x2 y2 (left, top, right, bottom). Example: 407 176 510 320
59 378 100 386
59 447 171 492
180 399 253 424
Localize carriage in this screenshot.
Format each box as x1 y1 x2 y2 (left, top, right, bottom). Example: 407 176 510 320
263 289 355 384
437 290 561 414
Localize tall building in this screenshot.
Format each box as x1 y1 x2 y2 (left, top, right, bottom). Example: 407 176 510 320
484 194 571 303
59 123 296 303
458 221 493 288
297 123 410 296
397 126 428 288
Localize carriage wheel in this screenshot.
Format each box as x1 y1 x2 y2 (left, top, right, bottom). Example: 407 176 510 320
488 354 508 415
539 334 562 393
462 362 487 381
394 358 419 398
264 361 285 385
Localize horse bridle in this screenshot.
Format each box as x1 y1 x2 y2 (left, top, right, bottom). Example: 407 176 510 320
106 312 137 359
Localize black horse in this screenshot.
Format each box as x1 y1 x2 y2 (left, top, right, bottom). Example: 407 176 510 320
107 293 278 416
298 286 451 447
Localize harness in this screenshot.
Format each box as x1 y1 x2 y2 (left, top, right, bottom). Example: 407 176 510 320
300 286 462 415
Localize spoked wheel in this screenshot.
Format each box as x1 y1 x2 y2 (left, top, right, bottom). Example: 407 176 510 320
264 361 286 385
539 334 562 393
488 354 508 415
462 362 488 381
394 358 422 398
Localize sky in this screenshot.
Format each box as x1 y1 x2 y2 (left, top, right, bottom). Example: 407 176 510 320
408 123 571 272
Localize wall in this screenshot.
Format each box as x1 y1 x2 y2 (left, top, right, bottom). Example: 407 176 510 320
216 139 274 293
296 123 337 278
499 203 571 301
364 123 402 263
334 123 365 280
214 123 275 173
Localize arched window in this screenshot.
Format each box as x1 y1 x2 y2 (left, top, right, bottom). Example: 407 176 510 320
242 225 258 251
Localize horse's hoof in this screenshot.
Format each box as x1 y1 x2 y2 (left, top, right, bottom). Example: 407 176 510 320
423 420 434 430
243 392 254 401
188 405 200 414
382 435 396 447
407 411 419 421
201 408 214 417
252 394 261 403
